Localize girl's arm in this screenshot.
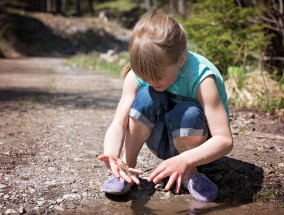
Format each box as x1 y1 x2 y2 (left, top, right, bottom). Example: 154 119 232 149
104 71 139 156
181 76 233 166
99 72 141 182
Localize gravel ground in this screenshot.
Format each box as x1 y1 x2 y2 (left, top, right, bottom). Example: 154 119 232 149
0 58 283 215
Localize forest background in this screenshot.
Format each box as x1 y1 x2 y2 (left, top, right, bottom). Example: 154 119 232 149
0 0 283 115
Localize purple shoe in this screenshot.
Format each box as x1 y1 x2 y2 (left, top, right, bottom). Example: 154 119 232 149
102 175 132 195
186 173 218 202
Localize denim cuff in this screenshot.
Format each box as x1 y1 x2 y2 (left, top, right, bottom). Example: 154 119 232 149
129 108 155 130
172 128 207 138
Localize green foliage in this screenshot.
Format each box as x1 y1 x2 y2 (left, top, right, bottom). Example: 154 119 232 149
179 0 270 75
280 72 284 91
261 97 284 112
227 66 246 88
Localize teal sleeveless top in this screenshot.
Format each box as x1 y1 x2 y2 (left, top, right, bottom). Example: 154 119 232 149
131 51 229 117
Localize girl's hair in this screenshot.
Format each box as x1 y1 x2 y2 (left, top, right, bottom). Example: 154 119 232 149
121 13 187 81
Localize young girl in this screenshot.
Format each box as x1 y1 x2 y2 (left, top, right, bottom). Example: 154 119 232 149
98 13 233 202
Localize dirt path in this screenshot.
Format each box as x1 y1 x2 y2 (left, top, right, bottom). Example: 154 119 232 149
0 58 283 215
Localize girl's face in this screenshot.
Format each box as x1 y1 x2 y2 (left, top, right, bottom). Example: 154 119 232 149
148 67 179 92
148 52 186 92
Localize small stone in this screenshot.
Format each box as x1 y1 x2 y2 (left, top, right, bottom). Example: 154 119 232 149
74 157 83 162
154 183 163 190
54 205 64 211
82 192 88 198
5 209 17 214
63 193 81 200
164 192 171 199
37 200 45 206
18 207 26 214
88 180 96 189
29 188 36 194
48 167 56 172
4 194 9 200
278 163 284 168
0 184 7 189
45 180 57 186
48 200 56 205
38 207 45 214
56 198 63 204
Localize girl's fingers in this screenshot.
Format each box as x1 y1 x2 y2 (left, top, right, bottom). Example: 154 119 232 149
128 167 144 174
175 176 182 194
98 154 111 162
97 154 105 160
152 171 167 184
130 175 140 185
147 167 163 182
119 170 132 183
164 173 177 191
110 163 120 178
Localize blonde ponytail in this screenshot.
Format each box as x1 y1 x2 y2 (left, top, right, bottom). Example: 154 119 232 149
121 62 131 79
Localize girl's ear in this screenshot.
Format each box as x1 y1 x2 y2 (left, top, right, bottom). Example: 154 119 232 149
179 51 187 68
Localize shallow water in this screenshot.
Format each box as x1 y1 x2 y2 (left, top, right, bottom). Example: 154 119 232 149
77 198 284 215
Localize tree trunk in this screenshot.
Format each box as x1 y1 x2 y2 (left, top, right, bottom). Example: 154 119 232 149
76 0 82 16
61 0 67 14
169 0 176 14
46 0 52 12
177 0 186 17
88 0 94 16
56 0 62 14
144 0 154 14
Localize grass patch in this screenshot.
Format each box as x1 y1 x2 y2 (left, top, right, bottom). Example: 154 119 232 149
65 51 129 77
95 0 136 12
226 69 284 112
254 189 277 202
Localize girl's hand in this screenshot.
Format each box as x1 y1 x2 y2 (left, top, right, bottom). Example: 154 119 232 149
98 154 144 185
147 154 194 194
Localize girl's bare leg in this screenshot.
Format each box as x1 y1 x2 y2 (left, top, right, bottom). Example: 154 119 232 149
174 135 208 178
122 117 151 168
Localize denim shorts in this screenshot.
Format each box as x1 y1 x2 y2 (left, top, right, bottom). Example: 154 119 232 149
129 86 209 160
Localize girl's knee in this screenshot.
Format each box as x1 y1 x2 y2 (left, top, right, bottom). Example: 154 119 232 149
174 136 207 152
130 86 170 124
133 86 168 109
165 102 209 138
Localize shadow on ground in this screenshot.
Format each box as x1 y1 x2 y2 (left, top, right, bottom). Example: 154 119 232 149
0 88 119 110
200 157 264 204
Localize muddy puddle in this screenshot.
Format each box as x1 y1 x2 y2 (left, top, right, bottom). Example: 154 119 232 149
76 198 284 215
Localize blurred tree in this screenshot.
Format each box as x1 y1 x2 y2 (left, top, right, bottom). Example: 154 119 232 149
169 0 175 14
180 0 270 75
257 0 283 74
177 0 186 17
169 0 187 17
88 0 94 15
145 0 154 13
46 0 53 12
56 0 62 14
76 0 82 16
